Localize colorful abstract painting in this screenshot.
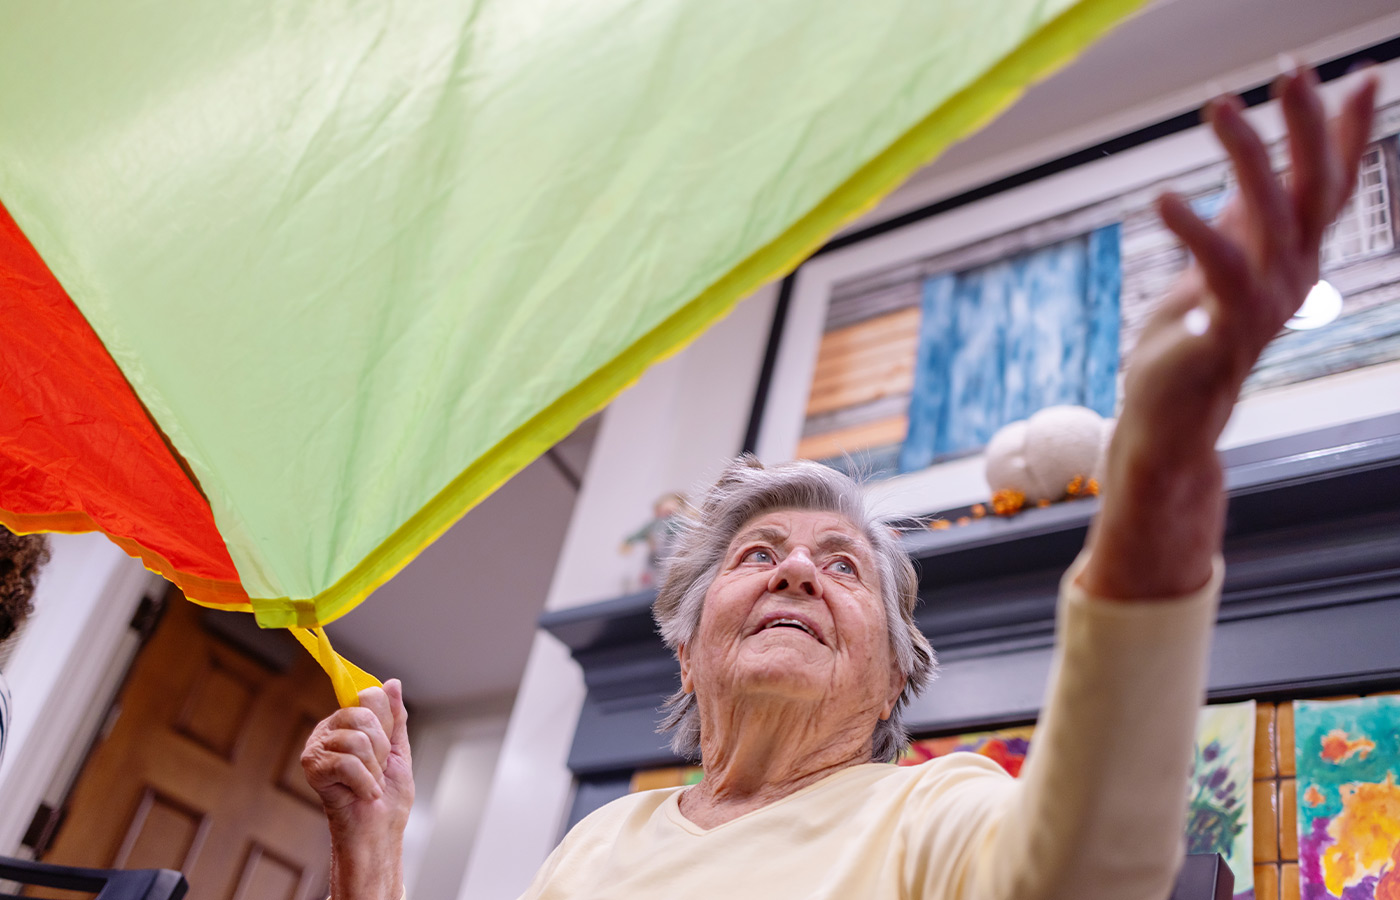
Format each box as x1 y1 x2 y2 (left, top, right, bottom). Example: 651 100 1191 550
1294 695 1400 900
1189 701 1256 900
900 725 1036 776
900 703 1255 897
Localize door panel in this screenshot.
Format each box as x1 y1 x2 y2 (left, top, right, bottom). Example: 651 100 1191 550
228 844 309 900
42 592 338 900
114 790 208 872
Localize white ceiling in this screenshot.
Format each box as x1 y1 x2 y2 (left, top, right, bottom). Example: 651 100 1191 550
859 0 1400 228
329 419 596 706
324 0 1400 710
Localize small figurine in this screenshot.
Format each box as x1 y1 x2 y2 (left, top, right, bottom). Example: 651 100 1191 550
622 492 694 588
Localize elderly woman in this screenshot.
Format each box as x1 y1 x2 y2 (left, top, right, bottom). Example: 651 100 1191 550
302 68 1377 900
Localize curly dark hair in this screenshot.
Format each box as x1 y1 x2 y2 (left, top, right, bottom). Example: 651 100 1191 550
0 525 50 642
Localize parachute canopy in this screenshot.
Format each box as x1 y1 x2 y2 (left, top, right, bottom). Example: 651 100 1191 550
0 0 1142 657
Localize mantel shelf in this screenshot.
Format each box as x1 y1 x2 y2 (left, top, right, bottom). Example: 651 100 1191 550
542 413 1400 776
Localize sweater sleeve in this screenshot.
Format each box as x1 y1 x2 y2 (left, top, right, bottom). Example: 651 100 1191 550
940 551 1223 900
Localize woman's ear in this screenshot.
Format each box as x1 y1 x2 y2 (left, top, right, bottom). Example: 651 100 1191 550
678 643 694 694
879 666 905 721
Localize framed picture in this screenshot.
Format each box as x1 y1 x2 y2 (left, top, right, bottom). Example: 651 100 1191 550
753 66 1400 518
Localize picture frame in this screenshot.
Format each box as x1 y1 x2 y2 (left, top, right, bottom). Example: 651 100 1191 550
751 64 1400 519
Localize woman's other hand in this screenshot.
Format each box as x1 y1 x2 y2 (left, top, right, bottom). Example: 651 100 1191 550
1082 66 1379 600
302 679 414 900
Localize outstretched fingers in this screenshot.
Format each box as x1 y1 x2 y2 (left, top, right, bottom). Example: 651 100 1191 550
1280 67 1338 246
1158 192 1249 306
1331 72 1381 218
1208 95 1293 253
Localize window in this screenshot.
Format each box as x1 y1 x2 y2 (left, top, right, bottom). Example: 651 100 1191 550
1322 145 1393 268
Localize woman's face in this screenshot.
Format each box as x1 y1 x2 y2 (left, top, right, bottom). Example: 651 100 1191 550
679 508 905 729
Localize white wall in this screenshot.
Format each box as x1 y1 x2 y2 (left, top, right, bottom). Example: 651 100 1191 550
457 286 778 900
403 698 514 900
0 533 156 854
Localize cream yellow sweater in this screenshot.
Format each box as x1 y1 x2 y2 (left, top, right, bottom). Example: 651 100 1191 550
519 557 1222 900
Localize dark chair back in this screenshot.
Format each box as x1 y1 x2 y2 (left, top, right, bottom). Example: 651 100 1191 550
1170 853 1235 900
0 855 187 900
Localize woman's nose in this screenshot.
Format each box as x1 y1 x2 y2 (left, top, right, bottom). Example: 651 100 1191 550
768 550 820 597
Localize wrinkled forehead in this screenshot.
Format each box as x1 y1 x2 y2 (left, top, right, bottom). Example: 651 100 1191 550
727 508 876 560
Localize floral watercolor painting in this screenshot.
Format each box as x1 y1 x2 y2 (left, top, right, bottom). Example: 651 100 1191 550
1190 701 1256 900
901 703 1255 898
1294 695 1400 900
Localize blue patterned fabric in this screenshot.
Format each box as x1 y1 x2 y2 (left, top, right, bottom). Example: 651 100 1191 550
899 224 1121 473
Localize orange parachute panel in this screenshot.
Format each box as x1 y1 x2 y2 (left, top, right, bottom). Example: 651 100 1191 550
0 199 248 608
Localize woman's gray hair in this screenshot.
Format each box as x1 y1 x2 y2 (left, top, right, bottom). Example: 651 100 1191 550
652 456 936 764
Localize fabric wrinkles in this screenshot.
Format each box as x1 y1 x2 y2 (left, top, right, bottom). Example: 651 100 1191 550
0 0 1149 626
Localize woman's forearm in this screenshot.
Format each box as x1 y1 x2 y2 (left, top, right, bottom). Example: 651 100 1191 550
1078 433 1225 602
327 824 405 900
302 680 415 900
971 555 1221 900
1075 68 1377 601
964 70 1374 898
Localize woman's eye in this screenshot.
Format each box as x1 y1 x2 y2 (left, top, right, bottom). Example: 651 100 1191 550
830 559 855 575
743 548 774 564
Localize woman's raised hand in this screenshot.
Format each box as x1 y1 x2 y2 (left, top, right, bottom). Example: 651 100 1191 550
1082 66 1379 601
1124 67 1379 463
302 679 415 900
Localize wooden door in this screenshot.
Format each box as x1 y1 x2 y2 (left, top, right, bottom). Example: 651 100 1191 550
41 590 338 900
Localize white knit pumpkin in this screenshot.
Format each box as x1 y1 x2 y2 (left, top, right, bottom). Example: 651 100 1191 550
984 405 1113 503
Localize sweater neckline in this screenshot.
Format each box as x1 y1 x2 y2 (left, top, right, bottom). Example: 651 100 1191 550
662 761 892 836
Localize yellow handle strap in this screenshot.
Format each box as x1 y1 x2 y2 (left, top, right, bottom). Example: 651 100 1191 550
290 626 383 707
